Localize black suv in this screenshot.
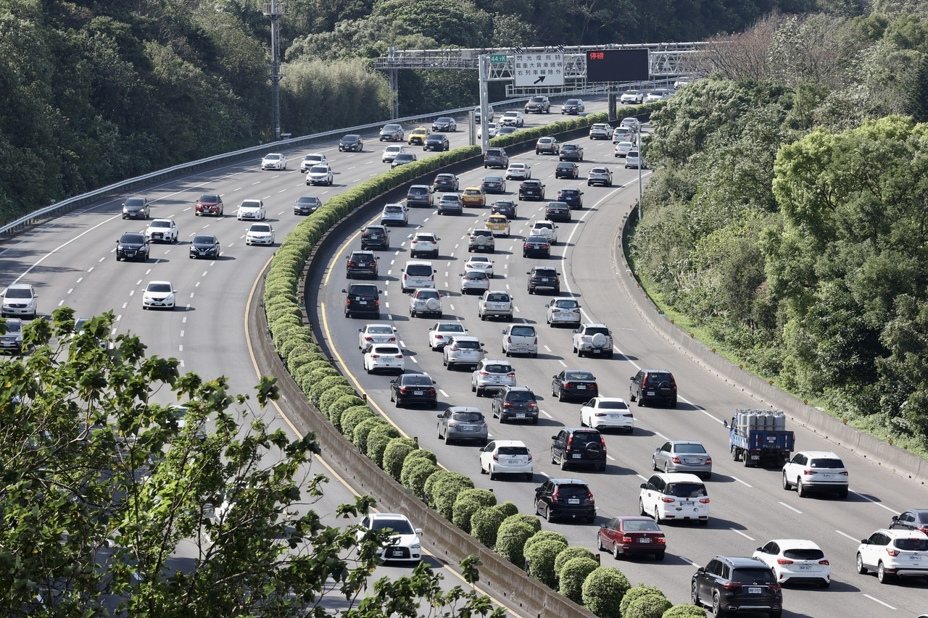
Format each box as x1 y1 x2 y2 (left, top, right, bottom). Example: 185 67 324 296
484 148 509 169
406 185 433 208
534 478 595 523
557 188 583 210
544 201 571 223
491 386 539 424
519 180 546 201
115 233 150 262
342 284 380 318
338 134 363 152
524 95 551 114
555 162 579 179
345 251 379 279
527 267 560 294
691 556 783 617
629 369 678 408
432 173 459 193
360 225 390 250
559 144 584 162
423 133 449 152
550 428 607 471
491 200 517 219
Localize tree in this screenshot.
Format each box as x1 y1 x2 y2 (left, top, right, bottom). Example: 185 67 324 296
905 52 928 122
0 310 503 616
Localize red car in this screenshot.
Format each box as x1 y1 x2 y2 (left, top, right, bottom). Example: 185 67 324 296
597 516 666 560
195 193 224 216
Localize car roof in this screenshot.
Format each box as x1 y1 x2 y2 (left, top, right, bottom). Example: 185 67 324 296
370 343 400 350
795 450 842 459
764 539 822 549
668 440 704 446
369 512 410 520
654 472 704 483
594 397 627 404
877 528 928 538
481 359 511 364
148 280 172 286
581 323 609 328
449 335 480 342
364 323 393 329
714 556 769 568
548 478 589 485
492 439 527 447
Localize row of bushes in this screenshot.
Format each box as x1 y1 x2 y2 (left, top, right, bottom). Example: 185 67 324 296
260 101 699 617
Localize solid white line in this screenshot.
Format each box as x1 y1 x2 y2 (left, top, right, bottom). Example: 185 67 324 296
636 474 648 481
862 594 896 610
778 501 802 514
730 528 755 541
438 389 449 397
850 491 898 514
540 409 553 419
606 454 616 461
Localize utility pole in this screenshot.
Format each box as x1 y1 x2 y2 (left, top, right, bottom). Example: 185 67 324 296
478 54 490 153
265 0 282 141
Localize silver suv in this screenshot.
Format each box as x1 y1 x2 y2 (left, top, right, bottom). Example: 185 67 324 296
471 359 516 397
468 228 496 253
546 298 581 328
443 335 485 370
572 323 614 358
478 291 514 321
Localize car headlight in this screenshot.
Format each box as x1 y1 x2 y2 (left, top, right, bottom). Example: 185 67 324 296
410 543 421 551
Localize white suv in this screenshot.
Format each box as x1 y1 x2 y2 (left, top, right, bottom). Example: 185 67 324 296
480 440 534 480
639 472 709 525
545 298 581 328
501 324 537 357
145 218 179 243
381 144 407 163
753 539 831 587
572 324 614 358
409 232 440 259
1 283 38 319
478 291 513 321
856 529 928 583
442 335 485 370
471 359 516 396
782 451 849 498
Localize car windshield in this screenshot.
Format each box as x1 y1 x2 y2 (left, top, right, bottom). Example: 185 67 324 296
241 202 261 209
510 326 534 337
622 519 660 532
437 324 465 333
598 401 629 410
383 124 401 131
265 154 281 160
395 154 414 161
199 195 220 203
674 443 706 454
895 538 928 551
151 221 171 228
125 198 145 207
402 375 432 386
310 166 328 173
486 293 509 302
566 99 580 105
531 97 545 103
452 411 482 422
782 548 825 560
343 135 360 142
915 512 928 524
666 483 706 498
368 326 393 335
250 225 271 233
565 371 595 381
498 446 528 455
193 236 215 244
298 197 319 205
809 458 845 468
147 284 171 293
453 340 480 349
121 234 145 243
371 518 414 534
731 568 776 585
3 320 22 333
437 117 452 123
484 364 512 373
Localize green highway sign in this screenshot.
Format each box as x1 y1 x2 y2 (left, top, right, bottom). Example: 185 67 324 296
490 54 507 63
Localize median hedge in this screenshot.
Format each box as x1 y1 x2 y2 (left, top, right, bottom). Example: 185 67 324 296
661 605 706 618
620 585 666 617
494 516 539 568
380 436 416 477
451 488 497 533
559 557 600 604
400 456 438 499
625 595 673 618
581 567 630 618
524 538 567 588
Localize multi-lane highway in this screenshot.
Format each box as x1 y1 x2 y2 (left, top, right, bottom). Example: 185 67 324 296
308 130 928 616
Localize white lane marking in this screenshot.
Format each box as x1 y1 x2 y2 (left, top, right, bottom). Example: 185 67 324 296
99 257 105 262
182 316 187 324
145 268 152 275
636 474 648 481
544 345 552 352
540 409 553 419
399 340 406 348
195 281 200 287
179 345 183 352
75 277 83 284
862 594 896 610
201 271 207 277
57 299 63 307
731 476 753 488
449 304 455 311
558 360 567 367
189 292 194 298
87 267 94 273
116 314 122 322
439 389 449 397
653 431 669 440
731 528 755 541
850 491 897 514
835 529 859 543
701 409 724 424
180 330 185 337
128 290 135 297
410 356 418 364
778 501 802 514
121 302 127 309
606 454 616 461
66 288 73 295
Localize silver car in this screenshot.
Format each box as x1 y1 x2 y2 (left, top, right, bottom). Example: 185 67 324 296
545 298 581 328
0 318 23 353
652 441 712 480
478 291 513 321
471 359 516 397
443 335 485 370
460 271 491 295
587 167 614 187
380 203 408 226
437 407 488 444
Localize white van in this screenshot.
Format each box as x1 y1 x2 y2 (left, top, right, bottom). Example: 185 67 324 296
401 260 436 293
639 473 710 524
501 324 538 357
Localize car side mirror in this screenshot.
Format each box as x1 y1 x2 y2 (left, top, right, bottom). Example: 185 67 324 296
860 539 869 544
431 380 437 385
341 289 347 293
436 414 442 419
551 435 558 440
891 515 899 522
696 567 706 574
723 419 729 428
639 483 647 489
358 329 363 333
415 528 423 536
390 380 397 385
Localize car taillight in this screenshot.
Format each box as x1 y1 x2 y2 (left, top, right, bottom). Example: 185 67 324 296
671 456 682 464
768 583 781 592
492 454 500 462
364 336 374 342
372 354 380 359
526 453 533 462
600 436 607 449
705 457 712 464
527 402 538 409
776 558 794 565
886 548 899 557
506 372 515 377
399 387 408 394
503 402 512 408
803 468 814 475
394 354 403 359
479 371 489 377
721 582 742 591
435 335 443 339
698 498 710 504
348 261 357 267
566 435 573 449
563 382 572 389
818 559 830 565
586 490 594 502
551 488 560 501
655 536 666 544
661 497 675 503
388 337 396 342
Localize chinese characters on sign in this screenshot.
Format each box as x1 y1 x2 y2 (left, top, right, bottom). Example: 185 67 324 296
513 53 565 87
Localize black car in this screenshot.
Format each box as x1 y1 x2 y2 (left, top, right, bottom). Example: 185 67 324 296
481 176 507 194
544 201 571 223
432 173 459 193
431 116 457 132
423 133 450 151
559 144 584 162
115 233 150 262
560 98 585 115
294 195 322 215
189 234 220 259
519 180 546 201
534 478 596 523
522 235 551 258
345 251 379 279
691 557 783 617
557 188 584 210
338 134 363 152
360 225 390 250
527 267 560 293
490 200 517 219
552 370 598 403
555 162 580 179
629 369 678 408
390 372 438 408
406 185 434 208
342 283 380 318
121 196 150 220
551 428 607 471
484 148 509 169
491 386 539 424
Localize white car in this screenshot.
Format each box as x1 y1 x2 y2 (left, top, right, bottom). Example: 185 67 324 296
580 397 635 433
1 284 38 319
305 164 334 186
587 166 614 187
0 317 23 352
478 290 513 321
141 280 176 310
236 199 265 221
625 150 645 169
408 289 442 318
480 440 534 480
409 232 440 259
381 144 407 163
505 162 531 180
782 451 849 498
358 513 422 563
589 123 612 139
145 218 179 243
620 117 640 130
620 90 644 104
428 321 467 351
856 529 928 583
545 298 581 327
639 472 710 524
363 343 405 374
245 223 275 245
643 91 664 103
464 256 494 278
299 153 327 172
471 359 516 396
460 271 491 295
614 141 635 157
499 111 524 127
572 323 614 358
442 335 485 370
612 127 634 143
501 323 537 357
380 203 408 226
477 122 499 139
358 323 397 351
260 153 287 170
753 539 831 587
529 221 557 244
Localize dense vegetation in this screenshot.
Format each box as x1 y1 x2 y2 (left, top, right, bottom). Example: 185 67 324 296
2 0 814 224
632 3 928 453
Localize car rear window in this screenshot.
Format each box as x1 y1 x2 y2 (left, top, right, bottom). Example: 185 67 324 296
506 391 536 402
452 411 483 422
598 401 629 410
368 326 392 334
510 326 535 337
484 364 512 373
665 482 706 498
384 206 403 214
371 518 413 534
809 458 845 468
408 187 428 195
535 269 557 277
438 324 465 333
675 443 706 453
486 294 510 302
623 519 660 532
416 290 439 299
894 538 928 551
554 300 578 308
350 286 378 298
571 432 600 444
402 375 432 386
731 568 776 585
406 264 432 276
453 339 480 349
374 346 400 355
556 484 589 497
565 371 595 381
783 548 825 560
498 446 528 456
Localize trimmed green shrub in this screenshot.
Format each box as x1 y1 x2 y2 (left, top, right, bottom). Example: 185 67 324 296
422 469 456 506
340 405 375 438
497 501 518 518
558 556 599 604
661 604 706 618
504 513 541 533
470 505 507 548
400 457 438 498
379 436 416 475
403 448 436 465
625 594 672 618
308 375 351 403
452 488 497 533
494 518 536 569
620 585 666 617
328 394 364 428
582 567 631 618
554 546 597 580
524 538 568 588
430 473 475 520
365 424 404 468
523 530 567 555
318 385 356 415
352 417 390 452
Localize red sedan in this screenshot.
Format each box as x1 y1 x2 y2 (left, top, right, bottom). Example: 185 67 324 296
597 516 666 560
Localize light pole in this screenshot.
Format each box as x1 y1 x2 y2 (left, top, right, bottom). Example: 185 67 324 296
637 124 643 222
265 0 282 142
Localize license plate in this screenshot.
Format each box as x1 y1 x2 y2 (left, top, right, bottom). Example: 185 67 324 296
567 498 580 505
515 413 525 418
685 458 701 464
572 454 581 459
682 500 693 506
357 300 367 305
747 587 762 595
639 537 651 543
576 385 587 390
797 565 811 570
413 390 423 395
389 549 404 557
646 391 655 395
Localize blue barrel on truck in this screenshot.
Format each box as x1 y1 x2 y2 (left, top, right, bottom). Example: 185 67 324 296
726 409 795 468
